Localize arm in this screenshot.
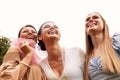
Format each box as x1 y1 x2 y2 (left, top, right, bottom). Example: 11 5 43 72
0 46 21 80
0 42 34 80
112 33 120 55
79 48 85 72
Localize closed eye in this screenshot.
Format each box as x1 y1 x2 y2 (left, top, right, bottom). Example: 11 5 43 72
86 17 90 22
92 15 99 19
44 25 50 28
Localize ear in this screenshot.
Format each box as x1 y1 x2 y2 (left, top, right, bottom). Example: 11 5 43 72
58 33 61 40
38 35 42 40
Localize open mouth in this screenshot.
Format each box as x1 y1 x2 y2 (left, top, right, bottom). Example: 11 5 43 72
87 22 97 28
48 31 56 34
26 35 36 40
48 30 58 35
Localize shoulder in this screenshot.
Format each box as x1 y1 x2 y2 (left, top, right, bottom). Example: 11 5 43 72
112 32 120 51
3 46 20 63
7 46 19 52
63 47 85 56
64 47 85 63
72 47 85 58
112 32 120 41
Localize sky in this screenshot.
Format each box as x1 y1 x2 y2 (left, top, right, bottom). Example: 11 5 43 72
0 0 120 51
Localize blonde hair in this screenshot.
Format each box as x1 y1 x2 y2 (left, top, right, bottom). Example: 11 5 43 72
84 12 120 80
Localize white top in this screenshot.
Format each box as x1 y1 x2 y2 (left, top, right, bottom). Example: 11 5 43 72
39 47 85 80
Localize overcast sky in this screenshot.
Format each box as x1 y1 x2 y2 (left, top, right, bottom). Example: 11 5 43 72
0 0 120 51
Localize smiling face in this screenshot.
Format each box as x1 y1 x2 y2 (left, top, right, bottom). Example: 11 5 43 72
38 21 61 43
19 26 37 42
85 12 104 36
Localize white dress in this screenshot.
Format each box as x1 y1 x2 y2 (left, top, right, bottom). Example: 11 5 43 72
38 47 85 80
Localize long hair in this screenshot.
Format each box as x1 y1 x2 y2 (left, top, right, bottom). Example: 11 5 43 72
84 12 120 80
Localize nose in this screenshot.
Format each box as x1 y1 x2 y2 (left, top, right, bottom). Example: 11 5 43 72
88 17 94 22
28 30 33 34
28 31 32 33
50 25 55 29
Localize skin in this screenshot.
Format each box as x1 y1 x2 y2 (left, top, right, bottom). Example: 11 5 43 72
1 26 38 79
85 12 104 57
19 27 37 42
38 22 64 77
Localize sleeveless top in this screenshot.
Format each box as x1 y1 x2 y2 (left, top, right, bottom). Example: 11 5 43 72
89 56 120 80
89 33 120 80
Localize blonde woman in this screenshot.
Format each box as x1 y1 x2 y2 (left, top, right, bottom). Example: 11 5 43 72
84 12 120 80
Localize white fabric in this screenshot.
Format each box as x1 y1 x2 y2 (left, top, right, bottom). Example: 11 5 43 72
39 47 85 80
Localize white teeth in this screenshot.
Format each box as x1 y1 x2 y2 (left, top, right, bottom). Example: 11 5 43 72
89 24 94 27
48 31 56 34
27 36 34 39
88 22 97 27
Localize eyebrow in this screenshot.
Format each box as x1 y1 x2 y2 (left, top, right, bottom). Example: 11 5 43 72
43 25 58 28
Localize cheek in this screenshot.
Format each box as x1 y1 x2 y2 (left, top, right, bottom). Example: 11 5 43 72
34 34 37 37
98 23 104 31
19 34 27 38
58 33 61 40
38 33 46 40
99 20 104 28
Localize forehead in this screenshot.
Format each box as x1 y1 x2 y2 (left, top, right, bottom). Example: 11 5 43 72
21 27 36 31
43 22 55 27
87 12 100 17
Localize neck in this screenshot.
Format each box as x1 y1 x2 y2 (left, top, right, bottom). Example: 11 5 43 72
45 40 62 61
91 33 104 48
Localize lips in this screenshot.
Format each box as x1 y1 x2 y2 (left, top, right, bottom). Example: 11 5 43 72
87 22 97 28
26 35 36 40
48 30 58 35
48 31 56 34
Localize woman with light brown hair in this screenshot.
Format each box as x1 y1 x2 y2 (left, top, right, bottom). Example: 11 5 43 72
84 12 120 80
